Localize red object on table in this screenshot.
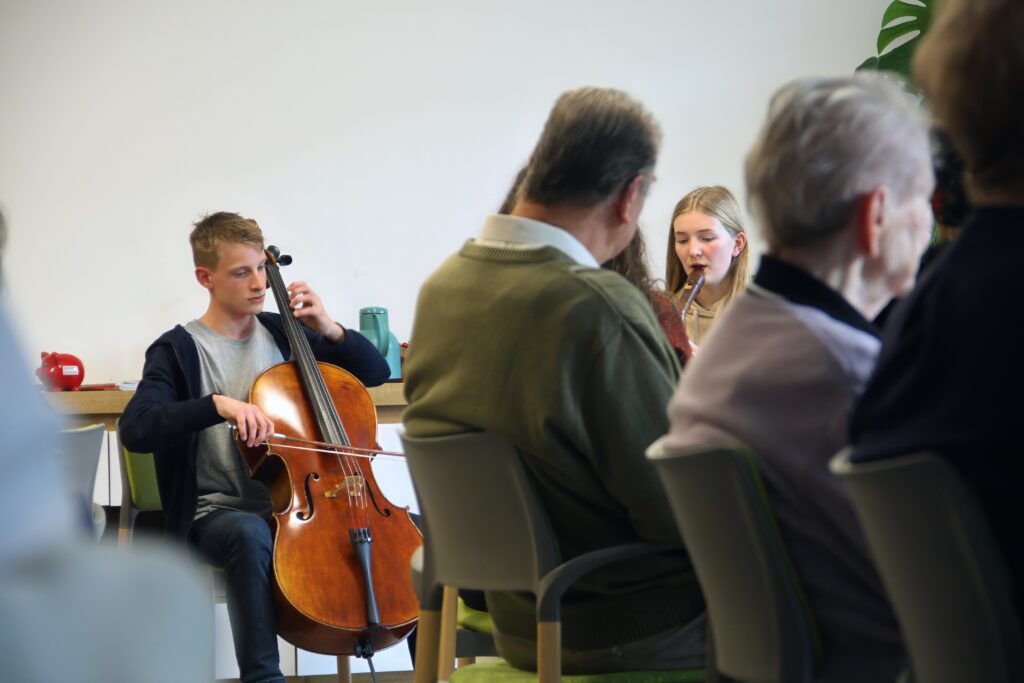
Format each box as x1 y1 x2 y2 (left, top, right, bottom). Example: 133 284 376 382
36 351 85 391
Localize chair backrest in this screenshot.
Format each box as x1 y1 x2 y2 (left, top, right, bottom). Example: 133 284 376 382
114 420 161 513
119 445 162 511
399 429 559 594
57 424 106 505
831 449 1024 683
647 443 819 683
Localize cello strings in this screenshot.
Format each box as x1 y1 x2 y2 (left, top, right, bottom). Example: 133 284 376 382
284 293 365 524
263 255 405 655
302 343 369 525
268 258 374 529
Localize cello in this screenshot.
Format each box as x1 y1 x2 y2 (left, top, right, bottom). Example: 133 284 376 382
235 246 421 660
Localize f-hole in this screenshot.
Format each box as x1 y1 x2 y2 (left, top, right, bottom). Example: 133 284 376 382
298 472 320 521
364 486 392 519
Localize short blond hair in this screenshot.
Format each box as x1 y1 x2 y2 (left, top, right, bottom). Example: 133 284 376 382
189 212 264 268
665 185 749 305
914 0 1024 192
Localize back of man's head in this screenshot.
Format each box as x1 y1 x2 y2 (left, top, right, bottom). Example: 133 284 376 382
521 87 661 209
745 74 930 252
189 212 265 269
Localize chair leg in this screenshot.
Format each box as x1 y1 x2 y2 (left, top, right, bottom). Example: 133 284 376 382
456 656 476 668
537 620 560 683
437 585 459 680
118 508 139 547
336 655 350 683
415 608 443 683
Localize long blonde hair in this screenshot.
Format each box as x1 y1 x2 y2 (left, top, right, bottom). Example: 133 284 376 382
665 185 749 306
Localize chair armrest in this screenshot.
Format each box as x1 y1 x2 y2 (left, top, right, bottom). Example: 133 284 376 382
536 542 677 621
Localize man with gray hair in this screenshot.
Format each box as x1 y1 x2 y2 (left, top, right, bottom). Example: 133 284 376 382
404 87 706 674
653 73 934 682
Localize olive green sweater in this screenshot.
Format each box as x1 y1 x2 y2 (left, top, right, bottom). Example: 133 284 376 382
404 241 703 650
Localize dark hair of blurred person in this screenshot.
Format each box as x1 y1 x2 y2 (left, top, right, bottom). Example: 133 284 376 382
914 128 972 277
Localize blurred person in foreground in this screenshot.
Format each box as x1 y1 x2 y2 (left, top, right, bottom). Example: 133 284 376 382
849 0 1024 623
0 208 212 682
0 208 78 566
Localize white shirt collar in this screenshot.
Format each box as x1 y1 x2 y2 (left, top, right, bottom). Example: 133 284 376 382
476 214 599 267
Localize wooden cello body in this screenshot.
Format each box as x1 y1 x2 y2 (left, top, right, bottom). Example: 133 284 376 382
237 247 420 657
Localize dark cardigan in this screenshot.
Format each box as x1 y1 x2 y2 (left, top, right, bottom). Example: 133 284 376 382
119 312 390 539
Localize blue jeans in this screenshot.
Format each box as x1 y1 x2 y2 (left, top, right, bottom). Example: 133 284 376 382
190 509 284 683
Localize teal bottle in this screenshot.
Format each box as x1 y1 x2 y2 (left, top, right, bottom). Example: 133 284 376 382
358 307 402 381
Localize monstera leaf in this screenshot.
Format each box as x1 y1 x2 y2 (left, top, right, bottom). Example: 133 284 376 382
857 0 933 88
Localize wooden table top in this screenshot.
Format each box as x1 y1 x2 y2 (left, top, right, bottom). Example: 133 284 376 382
44 382 408 426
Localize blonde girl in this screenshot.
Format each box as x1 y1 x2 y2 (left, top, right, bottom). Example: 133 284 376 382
665 185 749 346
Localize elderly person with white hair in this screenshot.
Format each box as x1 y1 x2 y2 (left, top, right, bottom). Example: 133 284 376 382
652 73 934 682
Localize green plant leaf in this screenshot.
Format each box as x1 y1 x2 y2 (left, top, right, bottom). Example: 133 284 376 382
856 56 880 72
876 38 916 77
876 0 932 62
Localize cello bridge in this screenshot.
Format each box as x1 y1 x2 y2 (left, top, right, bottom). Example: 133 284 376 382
325 474 365 500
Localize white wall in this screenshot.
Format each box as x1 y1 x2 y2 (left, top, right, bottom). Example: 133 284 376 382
1 0 887 382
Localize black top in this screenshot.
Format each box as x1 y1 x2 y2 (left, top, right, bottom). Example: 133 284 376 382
850 205 1024 621
754 255 878 338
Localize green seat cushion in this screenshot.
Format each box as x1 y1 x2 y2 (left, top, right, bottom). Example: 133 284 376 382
450 660 706 682
457 597 494 634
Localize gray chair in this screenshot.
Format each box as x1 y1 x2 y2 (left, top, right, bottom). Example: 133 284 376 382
830 449 1024 683
646 443 819 683
57 423 107 538
410 553 498 680
402 429 705 683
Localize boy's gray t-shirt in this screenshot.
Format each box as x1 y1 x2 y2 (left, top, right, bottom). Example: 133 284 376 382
185 319 285 520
